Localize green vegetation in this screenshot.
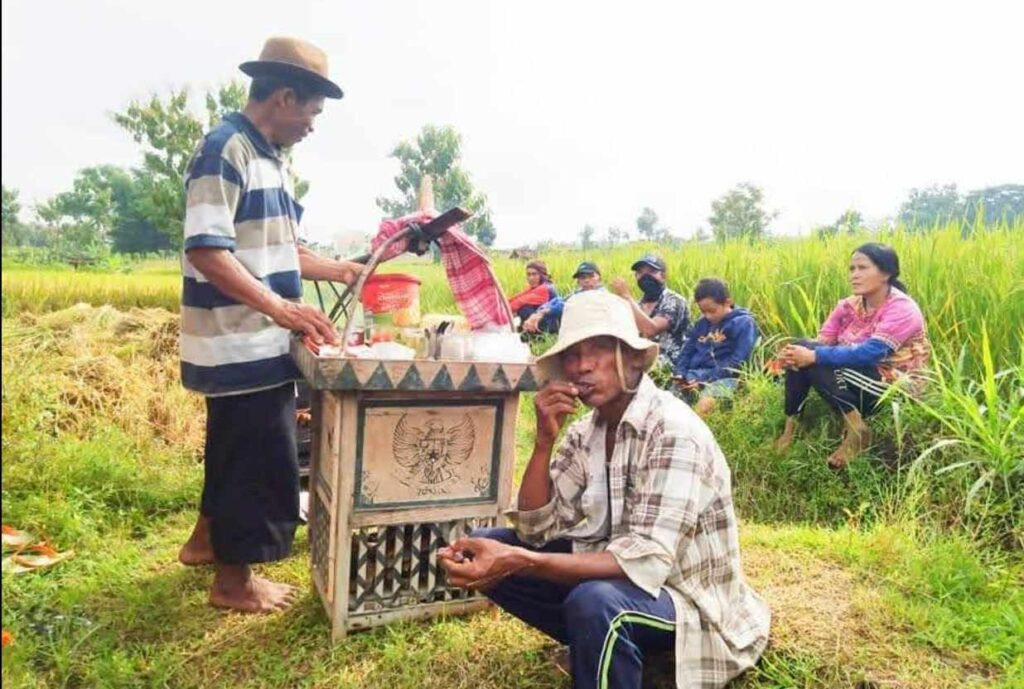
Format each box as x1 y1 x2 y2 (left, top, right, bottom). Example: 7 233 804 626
2 220 1021 687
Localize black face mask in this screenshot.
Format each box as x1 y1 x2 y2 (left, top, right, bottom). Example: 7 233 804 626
637 274 664 301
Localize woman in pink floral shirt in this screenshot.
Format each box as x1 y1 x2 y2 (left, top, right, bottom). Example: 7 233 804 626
774 243 931 468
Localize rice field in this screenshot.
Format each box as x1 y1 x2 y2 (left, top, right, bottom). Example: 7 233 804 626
2 221 1022 688
4 223 1022 374
1 260 181 317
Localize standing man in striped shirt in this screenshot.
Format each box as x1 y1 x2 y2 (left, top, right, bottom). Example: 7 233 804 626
176 37 362 613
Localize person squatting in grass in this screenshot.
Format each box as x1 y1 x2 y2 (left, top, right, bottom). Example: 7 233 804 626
522 260 605 334
773 242 931 469
509 260 560 334
176 37 363 613
672 278 759 417
439 290 770 689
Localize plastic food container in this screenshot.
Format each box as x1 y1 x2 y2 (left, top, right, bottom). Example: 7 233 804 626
361 273 422 328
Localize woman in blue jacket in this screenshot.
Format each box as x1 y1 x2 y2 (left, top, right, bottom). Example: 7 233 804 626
673 278 759 416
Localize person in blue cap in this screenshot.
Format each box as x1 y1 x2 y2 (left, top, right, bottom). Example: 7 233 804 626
522 261 605 334
611 254 689 366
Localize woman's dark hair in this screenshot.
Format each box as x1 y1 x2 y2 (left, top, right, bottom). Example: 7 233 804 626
526 260 552 284
852 242 907 293
694 277 731 304
249 75 321 104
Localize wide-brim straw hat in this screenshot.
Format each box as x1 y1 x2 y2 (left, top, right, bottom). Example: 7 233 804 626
536 290 659 382
240 37 344 99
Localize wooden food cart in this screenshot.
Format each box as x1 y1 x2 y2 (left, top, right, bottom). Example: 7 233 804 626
294 346 538 639
294 191 537 640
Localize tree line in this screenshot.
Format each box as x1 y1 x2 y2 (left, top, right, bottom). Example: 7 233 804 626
2 80 1022 260
1 83 497 260
570 182 1023 252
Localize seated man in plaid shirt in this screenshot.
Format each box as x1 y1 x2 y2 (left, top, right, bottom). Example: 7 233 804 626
439 290 770 689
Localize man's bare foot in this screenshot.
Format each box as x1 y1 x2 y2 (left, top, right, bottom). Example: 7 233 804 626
178 515 214 566
694 396 717 418
209 565 298 613
773 417 799 453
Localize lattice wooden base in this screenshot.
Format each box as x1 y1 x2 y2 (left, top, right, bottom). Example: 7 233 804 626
305 373 532 640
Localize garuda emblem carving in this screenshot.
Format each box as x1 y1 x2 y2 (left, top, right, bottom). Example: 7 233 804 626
393 414 476 485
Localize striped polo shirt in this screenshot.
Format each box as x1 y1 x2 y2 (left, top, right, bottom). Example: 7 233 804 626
180 112 304 396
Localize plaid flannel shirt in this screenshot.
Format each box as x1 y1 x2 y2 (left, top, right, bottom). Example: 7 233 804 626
508 376 771 688
371 213 512 330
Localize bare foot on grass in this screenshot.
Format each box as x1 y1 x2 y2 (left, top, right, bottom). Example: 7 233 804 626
828 411 872 469
694 396 717 418
773 417 799 453
828 426 872 470
178 515 214 566
209 565 298 613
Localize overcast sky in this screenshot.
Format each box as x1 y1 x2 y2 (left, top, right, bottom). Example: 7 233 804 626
3 0 1022 248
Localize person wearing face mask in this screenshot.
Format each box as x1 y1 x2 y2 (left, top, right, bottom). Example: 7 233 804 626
611 254 690 366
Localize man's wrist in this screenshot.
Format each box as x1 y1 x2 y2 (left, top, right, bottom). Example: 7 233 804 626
534 434 556 452
333 260 351 284
262 293 287 320
517 547 544 572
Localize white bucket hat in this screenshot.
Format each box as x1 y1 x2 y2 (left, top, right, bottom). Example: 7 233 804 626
535 290 659 382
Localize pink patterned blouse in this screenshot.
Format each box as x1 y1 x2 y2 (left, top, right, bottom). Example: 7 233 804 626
818 288 931 386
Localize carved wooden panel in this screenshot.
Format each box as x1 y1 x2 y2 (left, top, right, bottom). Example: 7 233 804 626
354 399 503 510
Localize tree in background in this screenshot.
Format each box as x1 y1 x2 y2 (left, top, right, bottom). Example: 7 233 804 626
376 125 497 246
2 186 49 248
113 83 248 251
35 166 171 256
94 166 171 254
605 225 629 247
897 183 962 229
815 209 865 239
36 168 119 256
962 184 1024 228
2 185 23 246
636 207 671 242
579 224 596 251
708 183 776 242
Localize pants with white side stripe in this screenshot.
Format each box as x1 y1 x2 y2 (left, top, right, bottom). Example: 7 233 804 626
783 339 887 417
471 527 675 689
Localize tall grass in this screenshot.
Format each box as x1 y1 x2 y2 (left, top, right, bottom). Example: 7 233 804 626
903 333 1024 548
489 222 1024 375
4 222 1022 373
1 261 181 317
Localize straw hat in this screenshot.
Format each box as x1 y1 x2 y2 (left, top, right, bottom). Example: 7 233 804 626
535 290 659 382
240 37 344 99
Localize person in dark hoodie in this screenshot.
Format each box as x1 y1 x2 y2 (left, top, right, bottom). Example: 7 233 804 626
673 278 758 417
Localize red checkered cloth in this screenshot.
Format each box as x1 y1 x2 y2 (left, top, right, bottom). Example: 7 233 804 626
370 213 512 330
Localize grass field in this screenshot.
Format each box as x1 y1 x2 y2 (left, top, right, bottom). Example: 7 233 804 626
4 224 1022 374
2 224 1022 687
